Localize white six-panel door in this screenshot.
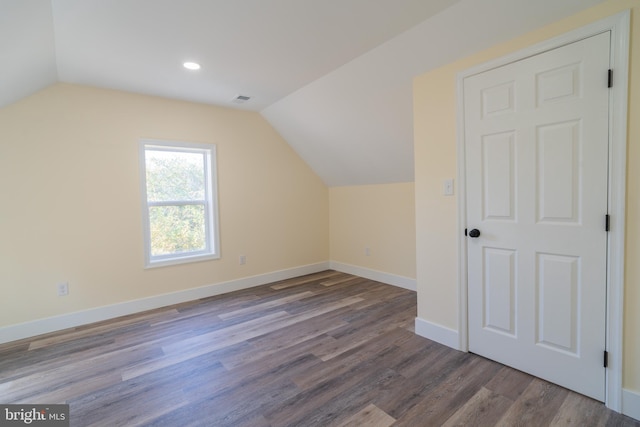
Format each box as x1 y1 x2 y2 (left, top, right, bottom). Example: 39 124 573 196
464 32 610 401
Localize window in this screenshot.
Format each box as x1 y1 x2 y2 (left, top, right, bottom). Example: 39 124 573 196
139 140 219 267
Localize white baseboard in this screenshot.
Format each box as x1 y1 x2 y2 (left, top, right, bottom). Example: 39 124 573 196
622 388 640 421
329 261 416 291
0 262 330 345
414 317 461 350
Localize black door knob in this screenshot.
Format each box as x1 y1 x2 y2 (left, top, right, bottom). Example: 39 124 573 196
468 229 481 238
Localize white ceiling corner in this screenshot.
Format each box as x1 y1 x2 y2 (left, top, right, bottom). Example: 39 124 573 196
0 0 57 108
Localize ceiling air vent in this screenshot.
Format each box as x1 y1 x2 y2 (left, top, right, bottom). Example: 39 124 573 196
232 95 251 104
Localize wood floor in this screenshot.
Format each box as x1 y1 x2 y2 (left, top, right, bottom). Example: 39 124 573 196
1 271 638 427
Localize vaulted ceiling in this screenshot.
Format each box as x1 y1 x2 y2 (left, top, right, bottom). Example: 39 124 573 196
1 0 606 186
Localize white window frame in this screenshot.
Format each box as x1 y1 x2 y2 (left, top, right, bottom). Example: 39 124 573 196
139 139 220 268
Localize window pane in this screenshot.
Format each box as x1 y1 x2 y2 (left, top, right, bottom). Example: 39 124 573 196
145 150 205 202
149 205 206 256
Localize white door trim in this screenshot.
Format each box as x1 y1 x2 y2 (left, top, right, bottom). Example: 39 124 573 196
455 10 630 411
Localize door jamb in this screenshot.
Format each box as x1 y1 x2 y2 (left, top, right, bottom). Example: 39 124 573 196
455 10 630 411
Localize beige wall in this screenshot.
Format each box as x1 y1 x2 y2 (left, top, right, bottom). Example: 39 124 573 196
329 183 416 280
414 0 639 391
0 83 329 327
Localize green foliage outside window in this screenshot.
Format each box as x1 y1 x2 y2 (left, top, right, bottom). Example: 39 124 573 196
145 150 208 256
149 205 206 256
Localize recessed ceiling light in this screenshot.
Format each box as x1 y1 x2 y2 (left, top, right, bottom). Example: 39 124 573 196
183 62 201 70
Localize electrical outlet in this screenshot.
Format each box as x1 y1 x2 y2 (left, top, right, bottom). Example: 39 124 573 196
239 255 246 265
57 282 69 297
365 247 371 256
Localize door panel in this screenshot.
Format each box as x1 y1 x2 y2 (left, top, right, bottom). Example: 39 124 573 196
536 62 581 106
483 247 517 336
536 252 579 354
465 32 610 401
482 132 515 220
537 121 580 223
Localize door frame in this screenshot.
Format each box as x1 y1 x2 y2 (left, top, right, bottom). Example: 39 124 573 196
455 11 629 410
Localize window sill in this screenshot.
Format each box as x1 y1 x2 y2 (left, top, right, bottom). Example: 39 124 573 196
144 253 220 269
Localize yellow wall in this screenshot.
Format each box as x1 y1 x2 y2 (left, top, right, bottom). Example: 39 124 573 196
0 83 329 327
330 183 416 280
414 0 639 391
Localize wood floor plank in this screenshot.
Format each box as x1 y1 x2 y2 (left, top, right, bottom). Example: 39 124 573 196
217 290 315 320
607 413 640 427
174 293 260 318
550 392 611 426
380 344 471 414
484 365 534 401
120 310 292 380
313 319 414 362
222 318 347 370
71 368 193 427
121 294 365 380
0 271 637 427
28 308 179 350
292 329 410 391
163 354 318 427
393 355 504 426
441 386 514 427
281 284 369 315
269 270 342 290
392 338 447 378
0 342 163 403
266 366 402 427
320 275 362 287
334 403 396 427
496 378 570 427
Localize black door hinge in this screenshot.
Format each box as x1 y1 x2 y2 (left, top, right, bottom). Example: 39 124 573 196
604 350 609 368
605 214 611 232
608 69 613 88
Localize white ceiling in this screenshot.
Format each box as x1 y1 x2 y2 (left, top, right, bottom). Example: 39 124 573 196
1 0 606 186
